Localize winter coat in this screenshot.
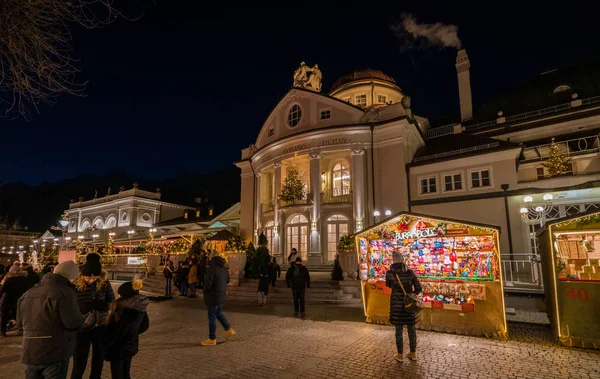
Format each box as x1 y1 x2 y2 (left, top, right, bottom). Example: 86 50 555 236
257 267 270 294
203 256 229 307
385 263 423 326
74 274 115 328
286 264 311 292
287 251 301 265
163 266 174 279
103 295 150 361
188 264 198 284
175 266 189 284
268 262 281 279
0 271 29 310
25 267 41 289
198 256 208 284
16 273 84 365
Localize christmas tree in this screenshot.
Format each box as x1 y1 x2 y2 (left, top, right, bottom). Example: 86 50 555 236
279 164 306 203
542 138 571 177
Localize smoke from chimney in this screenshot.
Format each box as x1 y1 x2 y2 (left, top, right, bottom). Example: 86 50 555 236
391 13 461 51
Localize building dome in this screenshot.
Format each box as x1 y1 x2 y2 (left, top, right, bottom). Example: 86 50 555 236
329 69 403 108
329 69 398 93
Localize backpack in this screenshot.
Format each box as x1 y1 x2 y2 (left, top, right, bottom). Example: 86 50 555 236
395 273 423 314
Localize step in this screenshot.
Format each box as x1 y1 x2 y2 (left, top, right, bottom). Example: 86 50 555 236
227 287 345 296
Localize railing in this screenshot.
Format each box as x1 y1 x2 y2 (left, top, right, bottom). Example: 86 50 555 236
425 123 456 139
322 191 352 204
278 196 311 208
261 200 274 213
413 142 500 163
521 134 600 162
501 254 543 292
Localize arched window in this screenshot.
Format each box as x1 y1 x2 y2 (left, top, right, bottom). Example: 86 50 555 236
105 216 117 229
264 221 275 253
93 217 104 230
332 162 350 196
327 214 349 261
286 214 308 261
287 104 302 127
80 220 91 232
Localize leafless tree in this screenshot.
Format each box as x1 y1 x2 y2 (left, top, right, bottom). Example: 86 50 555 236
0 0 136 119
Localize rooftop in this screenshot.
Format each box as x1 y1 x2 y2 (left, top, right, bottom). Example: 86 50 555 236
329 69 398 93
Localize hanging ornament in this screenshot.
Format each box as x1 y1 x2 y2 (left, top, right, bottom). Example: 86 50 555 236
435 222 448 237
416 221 427 231
398 222 409 232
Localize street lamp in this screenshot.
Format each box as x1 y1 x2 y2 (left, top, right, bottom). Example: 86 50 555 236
373 210 381 223
384 210 392 217
127 230 135 253
520 193 553 226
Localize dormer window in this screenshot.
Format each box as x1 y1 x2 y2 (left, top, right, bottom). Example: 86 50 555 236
377 94 387 103
355 94 367 107
287 104 302 127
553 84 572 94
319 110 331 120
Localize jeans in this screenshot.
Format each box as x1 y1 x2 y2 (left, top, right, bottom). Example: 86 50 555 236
71 326 106 379
395 324 417 353
109 357 132 379
292 290 305 313
207 304 231 340
257 292 267 305
180 281 188 296
1 307 16 334
165 278 172 296
271 278 277 288
189 283 197 297
26 361 69 379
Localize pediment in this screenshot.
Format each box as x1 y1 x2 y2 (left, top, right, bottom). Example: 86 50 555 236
255 88 365 149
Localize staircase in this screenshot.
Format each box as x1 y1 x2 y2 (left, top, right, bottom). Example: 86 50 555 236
142 273 179 296
306 264 333 273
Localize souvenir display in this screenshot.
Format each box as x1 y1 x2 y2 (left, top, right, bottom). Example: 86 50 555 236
356 213 507 339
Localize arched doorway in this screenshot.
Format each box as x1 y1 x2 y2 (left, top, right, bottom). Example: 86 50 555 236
263 221 274 253
286 214 308 261
327 214 349 262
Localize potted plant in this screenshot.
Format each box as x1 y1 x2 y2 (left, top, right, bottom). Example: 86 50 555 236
337 234 358 280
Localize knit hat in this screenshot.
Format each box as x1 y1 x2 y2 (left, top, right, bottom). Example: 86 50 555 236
9 264 21 273
53 261 80 280
393 251 404 264
81 253 102 276
118 280 143 299
295 257 302 264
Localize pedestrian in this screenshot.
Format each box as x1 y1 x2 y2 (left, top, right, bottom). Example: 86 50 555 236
163 260 174 296
287 248 301 266
173 261 182 294
17 261 84 379
201 255 235 346
0 264 29 337
0 264 6 283
21 263 41 289
257 265 269 306
104 280 149 379
385 252 422 362
197 253 208 289
176 261 189 297
187 258 198 298
267 256 281 291
285 257 310 318
71 253 116 379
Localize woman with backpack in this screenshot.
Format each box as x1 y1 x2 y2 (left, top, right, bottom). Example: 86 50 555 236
385 252 422 362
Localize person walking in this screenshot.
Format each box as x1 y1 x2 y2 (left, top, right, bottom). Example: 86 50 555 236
187 258 198 298
201 255 235 346
197 253 208 289
71 253 116 379
104 280 149 379
267 257 281 291
287 248 301 267
176 261 189 297
385 253 422 362
0 264 29 337
17 261 84 379
163 261 174 296
257 265 269 306
285 257 310 318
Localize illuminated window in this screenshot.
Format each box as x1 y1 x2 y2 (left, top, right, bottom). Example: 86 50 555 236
287 104 302 127
332 162 350 196
377 94 387 103
287 214 308 261
327 214 349 261
319 110 331 120
419 177 436 194
355 94 367 107
264 221 274 253
536 167 545 180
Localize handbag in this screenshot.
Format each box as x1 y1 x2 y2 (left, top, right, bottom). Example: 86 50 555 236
82 288 100 330
395 273 424 314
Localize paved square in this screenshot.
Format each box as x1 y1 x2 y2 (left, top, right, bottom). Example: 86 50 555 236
1 297 599 379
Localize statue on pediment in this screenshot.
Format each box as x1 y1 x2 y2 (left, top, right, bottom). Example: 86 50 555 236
293 62 322 92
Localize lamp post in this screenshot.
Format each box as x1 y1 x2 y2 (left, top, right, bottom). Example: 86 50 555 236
384 210 392 218
58 218 69 250
520 193 553 226
373 210 380 224
127 230 135 253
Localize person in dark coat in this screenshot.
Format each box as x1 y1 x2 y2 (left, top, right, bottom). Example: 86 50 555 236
267 257 281 291
104 280 149 379
0 264 29 337
257 265 269 306
385 253 422 362
21 263 41 289
201 255 235 346
285 257 311 318
17 261 83 379
175 261 189 297
71 253 116 379
163 261 174 296
197 253 208 289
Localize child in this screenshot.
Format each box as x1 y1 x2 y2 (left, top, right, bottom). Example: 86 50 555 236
104 280 149 379
257 265 269 306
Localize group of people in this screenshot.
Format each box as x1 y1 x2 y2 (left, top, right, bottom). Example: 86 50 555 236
0 262 40 337
163 254 211 298
0 254 150 379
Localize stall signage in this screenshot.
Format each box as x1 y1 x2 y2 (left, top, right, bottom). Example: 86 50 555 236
396 228 437 240
432 300 444 309
127 257 144 265
446 228 469 236
461 303 475 312
566 288 590 301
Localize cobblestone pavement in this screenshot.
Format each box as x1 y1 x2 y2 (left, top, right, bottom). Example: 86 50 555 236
1 297 599 379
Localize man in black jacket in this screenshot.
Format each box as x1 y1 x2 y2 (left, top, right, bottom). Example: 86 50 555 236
286 257 311 318
201 256 236 346
17 261 84 379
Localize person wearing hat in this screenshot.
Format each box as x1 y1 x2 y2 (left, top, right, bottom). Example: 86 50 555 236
104 280 149 379
285 257 311 318
287 248 301 267
17 261 84 379
71 253 115 379
0 263 29 337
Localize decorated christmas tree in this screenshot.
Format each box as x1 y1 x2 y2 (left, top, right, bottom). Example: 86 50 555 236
279 164 306 203
543 138 571 177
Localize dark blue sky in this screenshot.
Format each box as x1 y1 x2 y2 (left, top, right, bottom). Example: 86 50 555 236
2 2 599 185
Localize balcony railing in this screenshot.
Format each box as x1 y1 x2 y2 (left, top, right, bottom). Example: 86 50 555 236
278 195 311 208
322 191 352 204
501 254 543 293
521 134 600 162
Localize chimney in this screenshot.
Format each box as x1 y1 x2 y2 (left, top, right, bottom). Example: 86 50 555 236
456 49 473 122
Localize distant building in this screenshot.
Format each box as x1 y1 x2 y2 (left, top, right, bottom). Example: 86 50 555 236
0 224 39 266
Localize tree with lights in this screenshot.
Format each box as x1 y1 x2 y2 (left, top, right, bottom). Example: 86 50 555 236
279 163 306 204
542 138 571 178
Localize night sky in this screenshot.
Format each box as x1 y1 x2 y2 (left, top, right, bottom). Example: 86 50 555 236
2 2 599 185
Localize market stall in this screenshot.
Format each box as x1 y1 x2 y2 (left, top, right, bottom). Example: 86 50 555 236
355 212 507 339
537 210 600 349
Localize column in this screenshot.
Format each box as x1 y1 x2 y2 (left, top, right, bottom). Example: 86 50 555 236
254 172 262 244
273 162 282 257
309 153 321 265
352 149 366 232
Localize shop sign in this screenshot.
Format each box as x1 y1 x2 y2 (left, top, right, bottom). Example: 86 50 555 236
446 228 470 236
461 303 475 312
127 257 145 265
396 228 437 240
432 300 444 309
